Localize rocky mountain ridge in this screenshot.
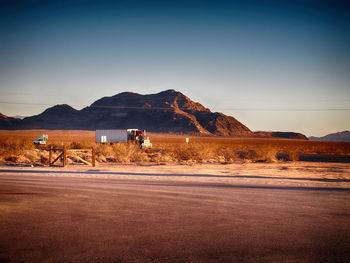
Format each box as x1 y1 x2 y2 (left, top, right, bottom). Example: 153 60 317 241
0 90 313 139
0 90 253 136
309 131 350 142
254 131 308 140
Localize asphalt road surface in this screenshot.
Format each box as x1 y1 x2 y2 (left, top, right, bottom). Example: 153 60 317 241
1 172 350 263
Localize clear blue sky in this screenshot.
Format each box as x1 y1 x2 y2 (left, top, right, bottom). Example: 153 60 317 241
1 0 349 136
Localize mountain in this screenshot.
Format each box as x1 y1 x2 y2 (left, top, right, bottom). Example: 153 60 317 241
309 131 350 142
0 113 21 128
254 131 308 140
12 115 26 120
17 104 88 129
0 90 253 136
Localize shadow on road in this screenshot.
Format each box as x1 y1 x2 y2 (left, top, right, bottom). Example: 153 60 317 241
0 169 349 184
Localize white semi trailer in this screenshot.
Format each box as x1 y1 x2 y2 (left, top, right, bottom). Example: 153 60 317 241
95 129 152 148
96 129 128 143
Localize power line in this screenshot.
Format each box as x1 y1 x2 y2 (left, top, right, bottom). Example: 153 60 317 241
0 101 84 108
0 101 349 112
89 105 175 110
221 108 350 112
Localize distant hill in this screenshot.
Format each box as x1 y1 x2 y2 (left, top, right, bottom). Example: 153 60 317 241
254 131 308 140
309 131 350 142
0 113 21 128
0 90 253 136
12 115 26 120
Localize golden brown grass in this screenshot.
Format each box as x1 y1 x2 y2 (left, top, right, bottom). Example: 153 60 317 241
0 130 349 165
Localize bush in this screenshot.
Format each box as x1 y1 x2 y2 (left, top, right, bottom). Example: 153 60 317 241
95 143 150 163
1 133 349 165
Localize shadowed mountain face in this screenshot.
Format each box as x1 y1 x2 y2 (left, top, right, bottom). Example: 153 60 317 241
0 90 253 136
254 131 308 140
309 131 350 142
0 113 21 129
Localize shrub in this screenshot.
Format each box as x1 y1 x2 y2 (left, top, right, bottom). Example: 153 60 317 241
1 132 349 165
95 143 150 163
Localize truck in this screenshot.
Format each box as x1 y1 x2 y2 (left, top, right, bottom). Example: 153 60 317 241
33 134 48 145
95 129 152 148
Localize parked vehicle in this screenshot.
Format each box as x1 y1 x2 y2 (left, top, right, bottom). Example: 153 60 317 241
95 129 152 148
33 134 48 145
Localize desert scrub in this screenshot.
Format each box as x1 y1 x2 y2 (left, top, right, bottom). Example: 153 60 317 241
254 145 278 162
69 141 94 149
217 147 239 163
287 150 300 161
95 143 149 163
152 142 285 163
149 151 175 164
1 132 350 165
155 143 218 163
0 138 38 163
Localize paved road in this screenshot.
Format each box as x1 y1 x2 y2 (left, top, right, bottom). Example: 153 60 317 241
1 173 350 263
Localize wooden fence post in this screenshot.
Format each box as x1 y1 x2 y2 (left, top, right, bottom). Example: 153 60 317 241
63 146 67 167
49 146 52 166
92 147 96 167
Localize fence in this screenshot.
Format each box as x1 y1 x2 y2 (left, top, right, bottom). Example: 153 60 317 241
48 146 96 167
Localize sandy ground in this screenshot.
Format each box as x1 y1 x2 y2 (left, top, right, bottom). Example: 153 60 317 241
2 162 349 187
0 162 350 262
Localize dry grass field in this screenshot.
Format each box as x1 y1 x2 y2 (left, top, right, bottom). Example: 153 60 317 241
0 130 349 165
